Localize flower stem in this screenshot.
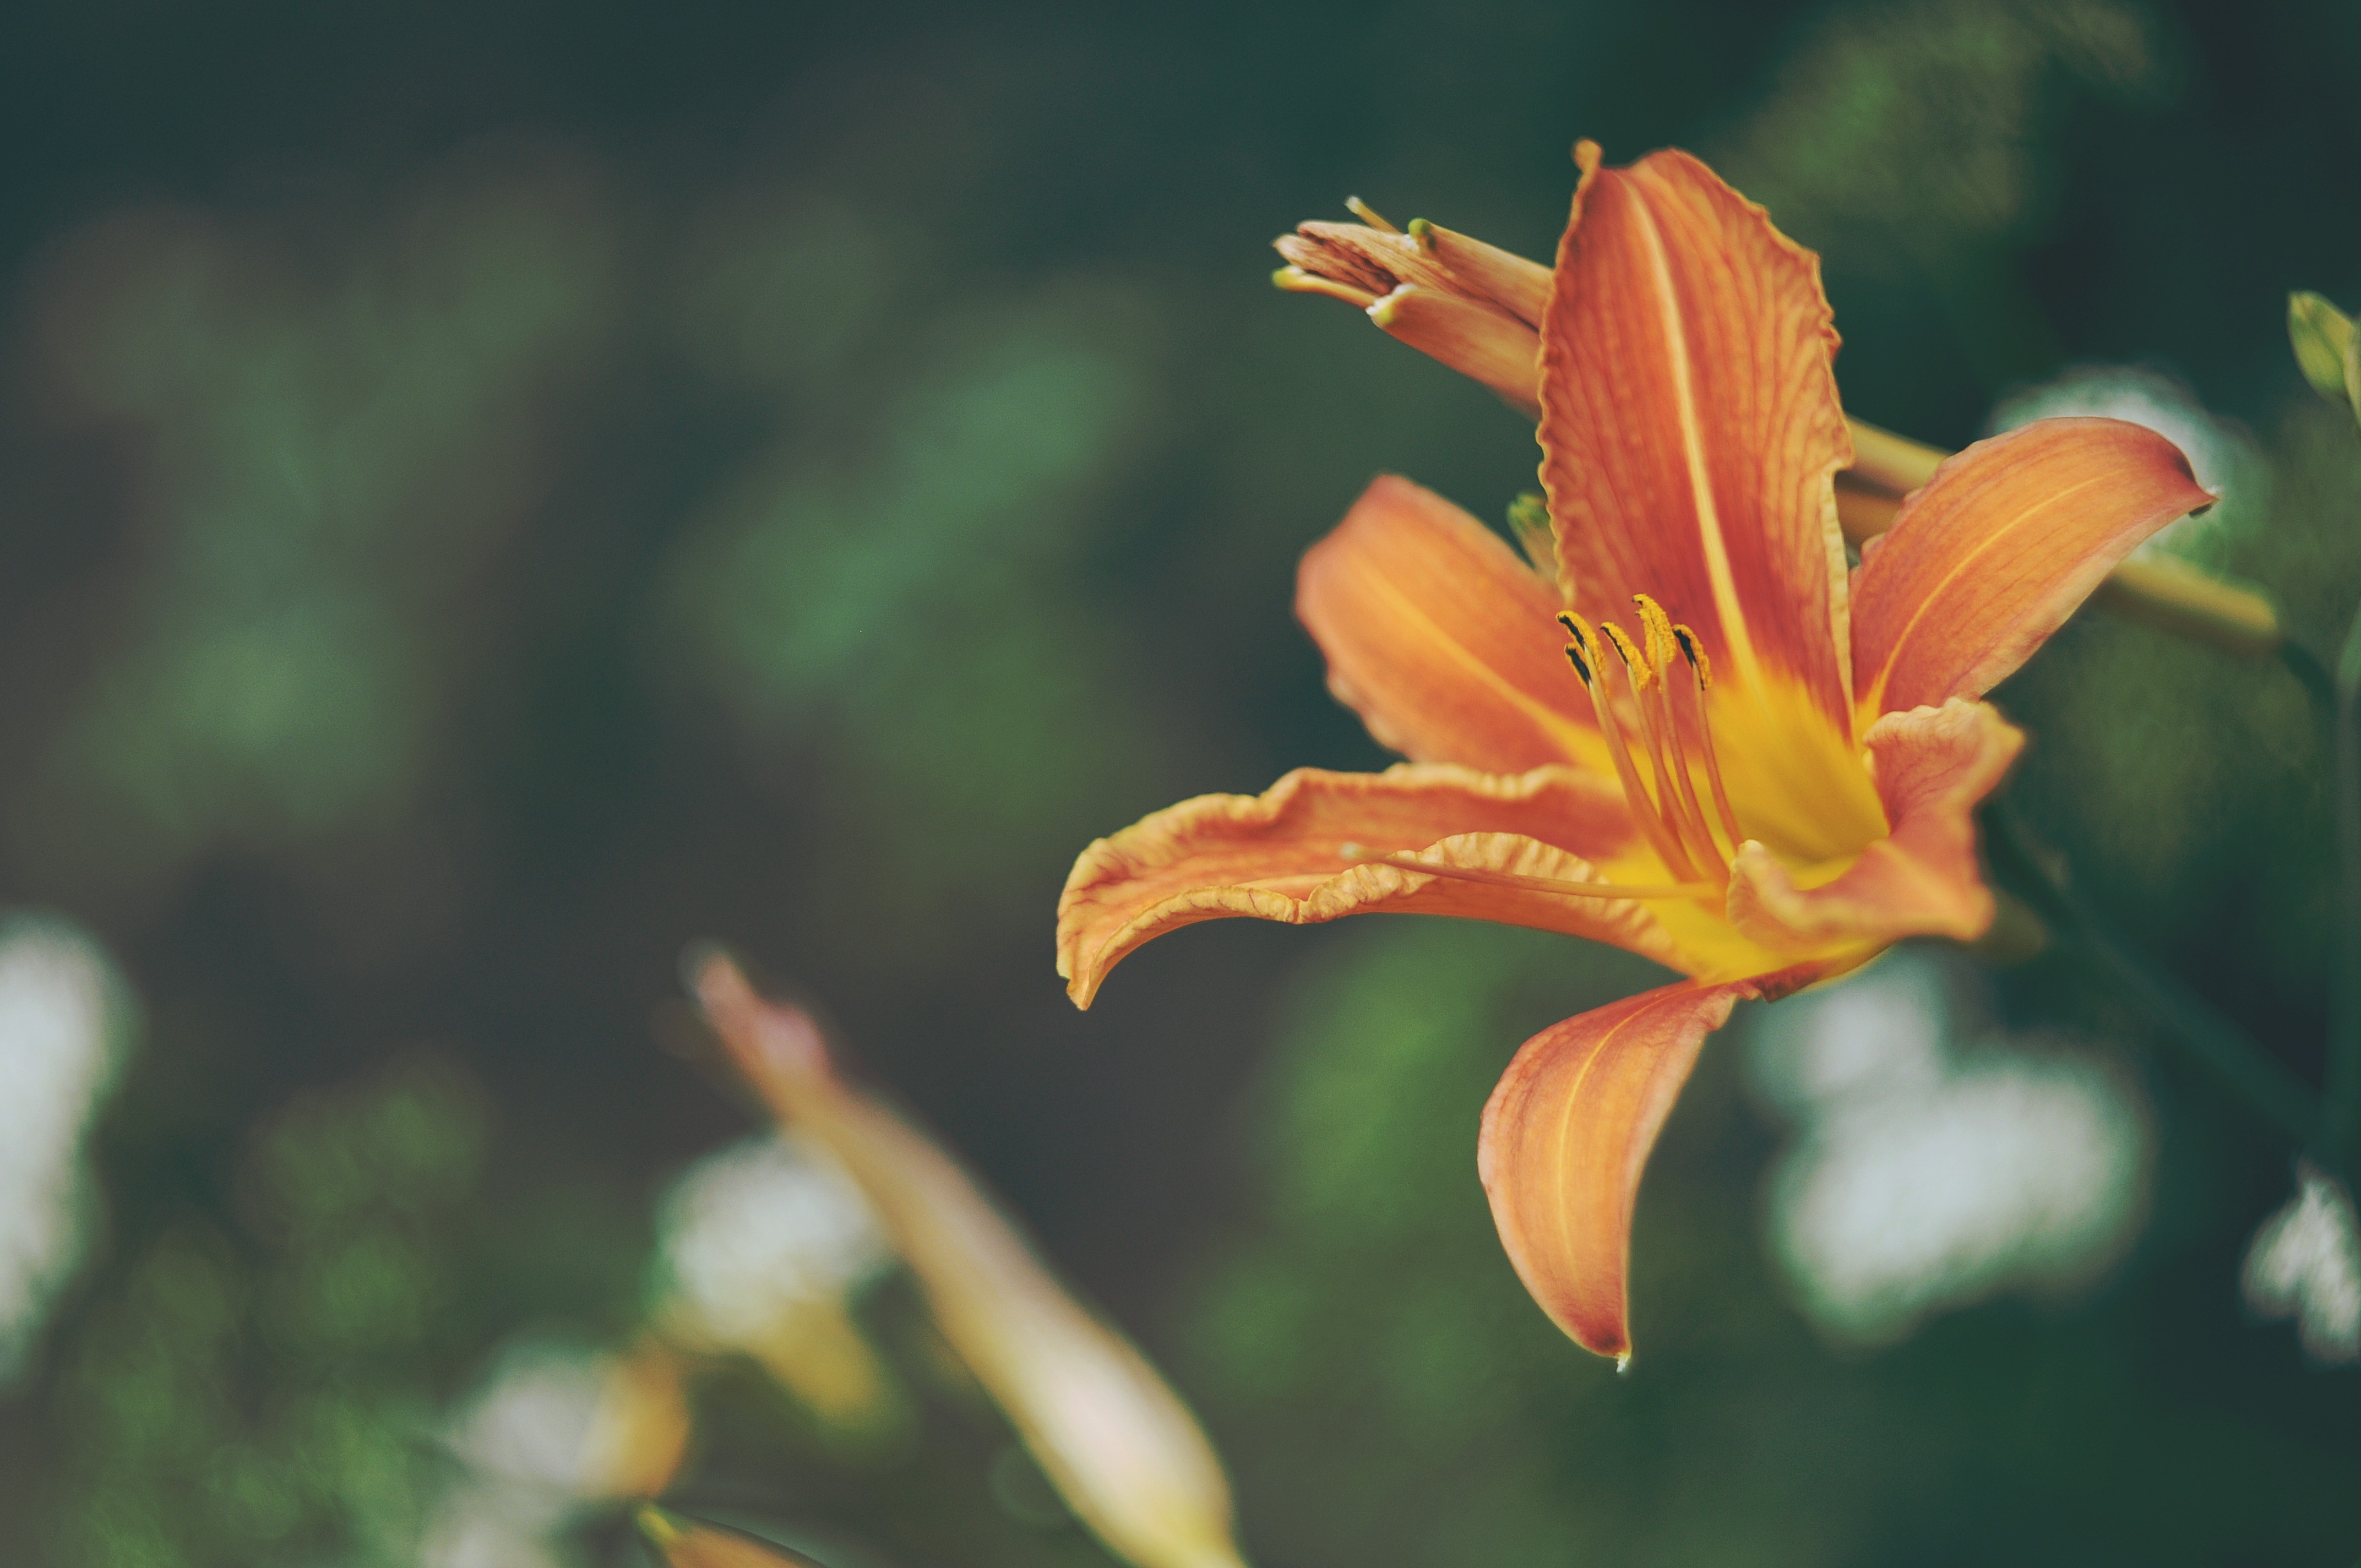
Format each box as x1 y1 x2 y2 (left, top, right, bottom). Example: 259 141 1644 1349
2327 608 2361 1166
2277 636 2336 715
1983 801 2331 1167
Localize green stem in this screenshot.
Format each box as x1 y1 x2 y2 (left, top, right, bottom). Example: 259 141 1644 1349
1984 802 2330 1164
2327 610 2361 1164
2277 638 2336 716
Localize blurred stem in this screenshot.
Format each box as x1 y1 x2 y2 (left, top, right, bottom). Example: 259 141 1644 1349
1983 802 2333 1174
2277 638 2336 715
2329 607 2361 1165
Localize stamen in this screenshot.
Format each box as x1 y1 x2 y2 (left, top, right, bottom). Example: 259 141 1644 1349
1632 596 1727 874
1595 621 1652 691
1342 846 1717 901
1598 622 1709 880
1672 621 1747 852
1629 595 1679 676
1564 613 1701 883
1344 195 1401 233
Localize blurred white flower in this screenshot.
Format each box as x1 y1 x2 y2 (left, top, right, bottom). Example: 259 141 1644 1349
1747 951 1951 1115
418 1487 575 1568
1750 949 2152 1346
447 1340 618 1497
654 1133 888 1348
0 914 131 1379
2241 1164 2361 1366
1989 365 2259 562
422 1336 690 1568
650 1132 895 1428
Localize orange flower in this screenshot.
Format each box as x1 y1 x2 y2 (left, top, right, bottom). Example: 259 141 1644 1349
1057 143 2212 1362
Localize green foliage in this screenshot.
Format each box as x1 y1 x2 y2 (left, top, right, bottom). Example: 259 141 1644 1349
659 281 1174 931
42 1055 492 1568
6 0 2361 1560
1185 922 2359 1567
20 160 618 899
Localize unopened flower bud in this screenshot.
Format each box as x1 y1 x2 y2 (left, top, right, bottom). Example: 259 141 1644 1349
691 954 1252 1568
2287 291 2357 410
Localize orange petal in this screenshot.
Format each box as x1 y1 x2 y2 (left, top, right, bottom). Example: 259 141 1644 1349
1058 764 1672 1007
1849 417 2214 715
1275 220 1461 302
1537 144 1856 733
1478 967 1825 1361
1411 219 1553 328
1368 285 1542 417
1297 476 1603 774
1726 698 2023 952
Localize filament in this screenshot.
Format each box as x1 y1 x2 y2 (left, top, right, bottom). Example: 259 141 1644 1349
1559 612 1700 881
1672 622 1747 852
1600 626 1693 859
1633 596 1728 872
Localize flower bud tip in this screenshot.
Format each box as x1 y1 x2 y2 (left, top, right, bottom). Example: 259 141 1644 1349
2287 290 2354 407
637 1506 684 1547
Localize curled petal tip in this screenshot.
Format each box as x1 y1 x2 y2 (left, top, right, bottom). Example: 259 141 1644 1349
1272 264 1380 308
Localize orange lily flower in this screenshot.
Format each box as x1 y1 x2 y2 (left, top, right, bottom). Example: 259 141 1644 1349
1057 142 2212 1362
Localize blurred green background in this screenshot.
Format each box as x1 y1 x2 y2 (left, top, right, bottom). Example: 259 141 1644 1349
3 0 2360 1561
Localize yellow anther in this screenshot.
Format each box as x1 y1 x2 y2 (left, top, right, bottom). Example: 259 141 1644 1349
1631 595 1680 673
1345 195 1400 233
1596 622 1655 690
1671 623 1712 689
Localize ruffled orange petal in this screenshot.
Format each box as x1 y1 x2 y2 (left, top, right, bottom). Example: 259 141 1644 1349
1849 417 2214 716
1297 476 1604 774
1538 143 1856 733
1057 764 1672 1007
1725 698 2022 953
1478 967 1826 1361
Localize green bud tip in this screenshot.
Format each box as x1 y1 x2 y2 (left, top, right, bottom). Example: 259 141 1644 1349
637 1506 685 1548
2287 290 2353 406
